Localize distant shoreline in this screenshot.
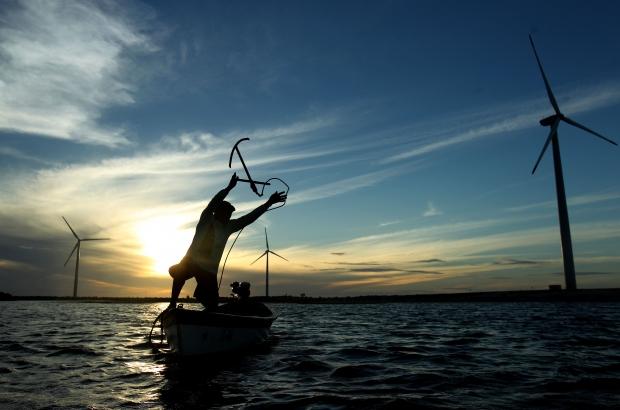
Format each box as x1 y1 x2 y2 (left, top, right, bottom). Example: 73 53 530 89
1 288 619 303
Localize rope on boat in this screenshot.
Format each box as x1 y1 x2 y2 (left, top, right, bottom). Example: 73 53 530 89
147 309 167 350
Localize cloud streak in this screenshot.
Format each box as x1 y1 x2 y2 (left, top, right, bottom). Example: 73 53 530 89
0 146 55 165
382 82 620 163
0 110 418 296
506 192 620 212
267 213 620 294
423 202 442 217
492 258 547 266
288 165 415 206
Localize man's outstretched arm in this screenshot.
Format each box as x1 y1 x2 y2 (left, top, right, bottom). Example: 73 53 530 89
229 191 287 232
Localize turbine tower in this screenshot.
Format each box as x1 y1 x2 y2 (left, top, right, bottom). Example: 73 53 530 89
62 216 110 297
250 227 288 297
528 34 617 290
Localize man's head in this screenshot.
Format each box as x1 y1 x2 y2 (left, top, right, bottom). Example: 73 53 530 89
214 201 235 222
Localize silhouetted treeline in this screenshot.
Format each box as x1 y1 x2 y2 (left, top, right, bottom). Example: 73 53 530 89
3 289 620 303
0 291 13 300
257 289 620 303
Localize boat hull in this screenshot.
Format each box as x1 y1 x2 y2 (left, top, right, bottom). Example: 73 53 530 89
161 305 275 356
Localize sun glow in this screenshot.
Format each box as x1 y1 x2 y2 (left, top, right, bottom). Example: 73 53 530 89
135 216 193 275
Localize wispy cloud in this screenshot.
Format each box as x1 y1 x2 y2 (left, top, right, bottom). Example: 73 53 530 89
379 220 401 227
412 258 445 264
0 0 154 146
0 146 55 165
0 111 417 295
423 202 442 217
227 116 338 143
0 110 391 237
340 265 444 275
288 165 414 206
266 215 620 294
506 192 620 212
492 258 547 266
0 258 35 271
382 82 620 163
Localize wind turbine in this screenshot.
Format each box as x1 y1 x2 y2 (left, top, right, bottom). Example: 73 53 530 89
62 216 110 297
250 227 288 297
528 34 617 290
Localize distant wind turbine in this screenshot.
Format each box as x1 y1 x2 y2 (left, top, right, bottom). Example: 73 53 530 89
528 34 617 290
62 216 110 297
250 227 288 297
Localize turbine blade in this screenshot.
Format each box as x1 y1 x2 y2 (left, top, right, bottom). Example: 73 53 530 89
532 119 559 175
265 227 269 250
62 216 79 240
250 251 267 265
562 116 618 146
269 251 288 262
64 242 79 266
529 34 561 114
81 238 111 241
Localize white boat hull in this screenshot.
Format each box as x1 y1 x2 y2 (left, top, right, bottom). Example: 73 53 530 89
165 323 271 355
161 305 275 356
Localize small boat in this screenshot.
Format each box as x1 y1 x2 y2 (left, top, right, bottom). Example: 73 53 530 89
161 301 276 356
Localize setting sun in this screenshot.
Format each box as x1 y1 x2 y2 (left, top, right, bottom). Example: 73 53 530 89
135 216 193 275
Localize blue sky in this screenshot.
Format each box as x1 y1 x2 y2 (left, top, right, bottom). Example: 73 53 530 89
1 0 620 297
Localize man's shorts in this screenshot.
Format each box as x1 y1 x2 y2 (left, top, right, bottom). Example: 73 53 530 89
168 257 194 280
169 257 219 310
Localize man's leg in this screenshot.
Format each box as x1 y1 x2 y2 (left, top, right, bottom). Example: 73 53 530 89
194 272 219 311
169 277 186 308
168 257 192 309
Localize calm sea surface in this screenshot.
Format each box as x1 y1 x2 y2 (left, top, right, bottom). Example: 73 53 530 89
1 301 619 409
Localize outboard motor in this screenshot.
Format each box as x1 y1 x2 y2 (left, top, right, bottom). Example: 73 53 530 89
230 281 251 300
220 281 271 317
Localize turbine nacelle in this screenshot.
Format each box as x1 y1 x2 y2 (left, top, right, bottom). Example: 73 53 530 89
539 114 562 127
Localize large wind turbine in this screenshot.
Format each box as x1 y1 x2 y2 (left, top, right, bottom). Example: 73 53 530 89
250 227 288 297
528 34 617 290
62 216 110 297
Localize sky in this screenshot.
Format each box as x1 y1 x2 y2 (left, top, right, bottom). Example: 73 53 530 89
1 0 620 297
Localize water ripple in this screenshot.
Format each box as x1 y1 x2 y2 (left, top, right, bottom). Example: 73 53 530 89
1 301 619 408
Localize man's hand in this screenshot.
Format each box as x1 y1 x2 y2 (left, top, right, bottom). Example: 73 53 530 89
227 172 239 190
267 191 287 206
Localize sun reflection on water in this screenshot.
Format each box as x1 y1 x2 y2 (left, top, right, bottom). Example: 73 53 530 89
125 360 165 375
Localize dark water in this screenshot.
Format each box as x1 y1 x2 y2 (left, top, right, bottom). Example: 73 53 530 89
1 302 619 409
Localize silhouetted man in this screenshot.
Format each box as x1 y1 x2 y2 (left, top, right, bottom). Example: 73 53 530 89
167 173 286 310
